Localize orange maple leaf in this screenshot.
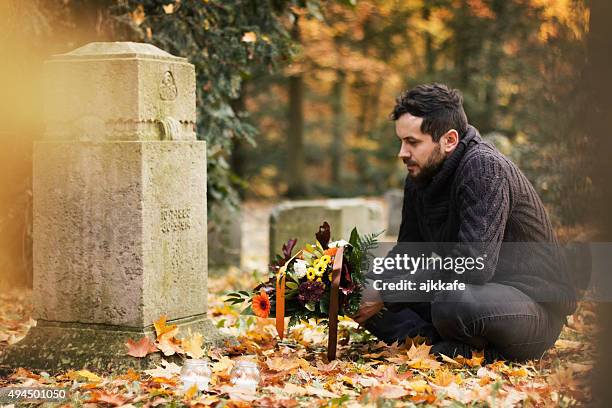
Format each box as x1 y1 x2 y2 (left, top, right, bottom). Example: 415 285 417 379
157 335 184 356
154 315 178 340
86 390 127 406
126 336 158 358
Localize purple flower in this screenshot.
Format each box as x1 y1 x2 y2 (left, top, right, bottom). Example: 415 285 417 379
298 281 326 304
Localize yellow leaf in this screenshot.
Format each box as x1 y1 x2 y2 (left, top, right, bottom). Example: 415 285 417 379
508 367 529 377
68 369 102 383
439 353 461 366
367 384 409 399
241 31 257 43
405 335 430 347
406 379 432 394
157 335 183 356
456 350 484 367
154 315 178 340
266 356 301 372
431 369 462 387
211 356 235 373
388 343 441 370
184 384 198 400
182 329 205 359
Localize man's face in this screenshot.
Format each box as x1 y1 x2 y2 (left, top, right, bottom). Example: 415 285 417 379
396 113 446 185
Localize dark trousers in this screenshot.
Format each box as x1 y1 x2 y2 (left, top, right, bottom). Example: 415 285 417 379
362 282 566 361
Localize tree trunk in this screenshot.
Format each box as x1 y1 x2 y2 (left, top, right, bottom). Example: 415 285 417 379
423 4 435 75
454 0 470 89
331 70 347 186
286 15 307 198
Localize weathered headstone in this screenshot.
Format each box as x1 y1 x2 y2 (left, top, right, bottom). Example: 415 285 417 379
269 198 384 261
385 189 404 238
0 42 225 374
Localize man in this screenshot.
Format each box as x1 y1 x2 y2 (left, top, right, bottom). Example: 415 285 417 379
353 83 577 362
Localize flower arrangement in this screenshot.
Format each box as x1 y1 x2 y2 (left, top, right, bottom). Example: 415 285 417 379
225 222 380 333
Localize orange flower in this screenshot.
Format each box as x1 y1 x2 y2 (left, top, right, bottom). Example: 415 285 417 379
324 247 338 257
252 289 271 318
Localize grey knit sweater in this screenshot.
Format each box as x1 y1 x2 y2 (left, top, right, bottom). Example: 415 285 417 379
387 125 577 317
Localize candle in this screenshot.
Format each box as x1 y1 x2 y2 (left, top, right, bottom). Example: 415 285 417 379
180 359 212 392
230 359 260 393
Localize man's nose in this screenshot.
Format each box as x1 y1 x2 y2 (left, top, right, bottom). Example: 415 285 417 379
398 145 411 159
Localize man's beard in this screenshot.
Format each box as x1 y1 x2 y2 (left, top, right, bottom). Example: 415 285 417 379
407 144 446 187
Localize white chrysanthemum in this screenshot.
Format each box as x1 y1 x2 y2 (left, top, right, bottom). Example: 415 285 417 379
293 259 308 278
328 240 349 248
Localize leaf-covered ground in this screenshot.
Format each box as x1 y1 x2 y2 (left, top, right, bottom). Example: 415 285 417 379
0 266 597 407
0 203 598 406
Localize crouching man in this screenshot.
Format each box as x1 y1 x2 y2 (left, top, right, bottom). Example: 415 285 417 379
353 83 576 363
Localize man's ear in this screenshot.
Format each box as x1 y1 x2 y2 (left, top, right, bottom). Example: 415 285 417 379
442 129 459 154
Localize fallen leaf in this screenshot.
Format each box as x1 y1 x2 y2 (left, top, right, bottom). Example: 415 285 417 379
67 369 102 383
365 384 409 400
154 315 178 340
304 385 339 398
126 336 158 358
508 367 529 377
184 384 198 400
439 353 462 366
265 356 308 372
211 356 235 374
157 335 184 356
86 390 127 406
387 343 441 370
182 329 205 359
406 379 432 394
431 368 462 386
221 384 258 401
144 359 181 379
455 350 484 367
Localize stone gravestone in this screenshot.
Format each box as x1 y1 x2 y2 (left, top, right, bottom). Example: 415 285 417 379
385 189 404 238
0 42 224 374
269 198 384 261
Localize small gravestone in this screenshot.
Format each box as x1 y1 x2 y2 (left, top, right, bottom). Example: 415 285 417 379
269 198 383 261
0 42 225 374
385 189 404 238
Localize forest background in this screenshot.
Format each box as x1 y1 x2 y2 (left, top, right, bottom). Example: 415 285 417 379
0 0 592 289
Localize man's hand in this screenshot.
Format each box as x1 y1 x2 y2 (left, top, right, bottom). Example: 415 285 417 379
352 284 384 324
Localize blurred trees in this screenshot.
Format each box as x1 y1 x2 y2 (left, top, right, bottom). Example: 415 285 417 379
245 0 590 226
0 0 594 288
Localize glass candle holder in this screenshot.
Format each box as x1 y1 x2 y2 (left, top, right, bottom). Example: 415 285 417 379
230 359 261 393
180 359 212 392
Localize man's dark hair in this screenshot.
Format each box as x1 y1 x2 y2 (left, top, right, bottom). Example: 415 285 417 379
390 83 468 142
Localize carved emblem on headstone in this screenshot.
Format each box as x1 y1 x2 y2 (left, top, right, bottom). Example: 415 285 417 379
159 71 178 101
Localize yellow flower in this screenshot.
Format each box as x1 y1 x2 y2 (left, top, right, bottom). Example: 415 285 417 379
306 267 316 281
316 277 322 283
320 255 331 264
315 263 326 276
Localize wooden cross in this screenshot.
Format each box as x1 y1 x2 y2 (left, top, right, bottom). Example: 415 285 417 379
327 246 344 361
